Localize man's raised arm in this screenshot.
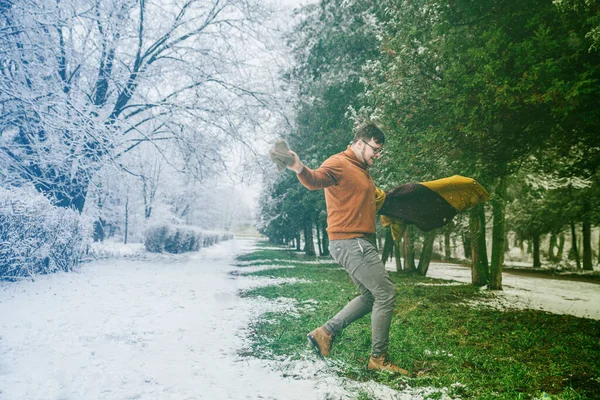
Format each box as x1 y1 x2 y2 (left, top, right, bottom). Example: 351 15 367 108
287 150 341 190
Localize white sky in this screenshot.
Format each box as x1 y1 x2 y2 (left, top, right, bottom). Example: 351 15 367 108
218 0 320 214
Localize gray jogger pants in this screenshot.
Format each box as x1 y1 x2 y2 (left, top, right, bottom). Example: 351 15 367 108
325 237 396 356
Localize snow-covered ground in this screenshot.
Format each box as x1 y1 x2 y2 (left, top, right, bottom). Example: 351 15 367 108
424 262 600 320
0 239 448 400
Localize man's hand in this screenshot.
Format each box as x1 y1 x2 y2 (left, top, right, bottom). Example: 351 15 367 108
287 150 304 174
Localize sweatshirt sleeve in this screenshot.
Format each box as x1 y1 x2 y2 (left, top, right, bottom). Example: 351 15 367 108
297 155 343 190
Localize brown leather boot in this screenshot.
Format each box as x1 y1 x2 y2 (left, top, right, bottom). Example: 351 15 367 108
307 326 332 357
367 353 409 375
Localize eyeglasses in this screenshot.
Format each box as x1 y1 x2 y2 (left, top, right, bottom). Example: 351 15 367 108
361 140 383 155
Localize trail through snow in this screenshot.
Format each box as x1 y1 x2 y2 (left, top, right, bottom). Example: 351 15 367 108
0 239 434 400
2 239 598 400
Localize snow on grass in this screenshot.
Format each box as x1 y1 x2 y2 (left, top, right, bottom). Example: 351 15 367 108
0 239 454 400
247 356 459 400
242 275 311 289
231 264 296 274
85 239 146 259
415 282 465 287
4 239 596 399
252 246 295 251
423 261 600 320
235 258 337 266
270 259 338 265
0 239 325 399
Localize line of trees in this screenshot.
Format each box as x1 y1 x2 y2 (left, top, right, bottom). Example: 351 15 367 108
259 0 600 290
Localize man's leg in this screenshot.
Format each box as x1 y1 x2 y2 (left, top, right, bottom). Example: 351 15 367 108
324 239 373 336
315 238 406 373
325 238 396 355
355 239 396 356
324 279 374 336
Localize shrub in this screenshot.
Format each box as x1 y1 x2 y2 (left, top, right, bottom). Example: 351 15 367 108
144 224 232 254
143 225 169 253
0 186 84 280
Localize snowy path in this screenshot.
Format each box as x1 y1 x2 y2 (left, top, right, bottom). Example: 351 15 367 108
425 262 600 320
1 239 430 400
2 241 597 400
0 239 328 400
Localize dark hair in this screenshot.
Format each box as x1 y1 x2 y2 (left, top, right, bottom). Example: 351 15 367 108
352 122 385 145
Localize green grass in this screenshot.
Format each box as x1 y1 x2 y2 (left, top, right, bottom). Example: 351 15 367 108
235 247 313 263
237 244 600 399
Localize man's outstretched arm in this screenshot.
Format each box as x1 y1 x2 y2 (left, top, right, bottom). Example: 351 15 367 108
286 150 341 190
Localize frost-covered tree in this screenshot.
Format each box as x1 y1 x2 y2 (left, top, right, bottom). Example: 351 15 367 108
1 0 276 212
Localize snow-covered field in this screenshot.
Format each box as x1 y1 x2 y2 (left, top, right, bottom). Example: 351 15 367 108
0 239 447 400
2 240 597 400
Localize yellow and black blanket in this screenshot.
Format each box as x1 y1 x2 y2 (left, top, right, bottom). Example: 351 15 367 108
376 175 490 240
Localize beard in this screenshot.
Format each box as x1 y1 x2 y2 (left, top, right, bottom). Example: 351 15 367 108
361 147 373 166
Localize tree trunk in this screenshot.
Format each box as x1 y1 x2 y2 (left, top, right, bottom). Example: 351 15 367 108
548 234 557 261
124 195 129 244
382 228 403 271
462 233 472 260
489 176 507 290
519 235 525 259
532 233 541 268
303 220 316 256
444 230 451 260
295 233 301 252
394 237 403 272
557 233 565 260
570 220 581 269
582 205 593 270
93 218 106 242
403 225 415 272
417 231 435 276
33 176 89 213
382 227 394 265
470 203 489 286
321 223 330 256
316 223 323 256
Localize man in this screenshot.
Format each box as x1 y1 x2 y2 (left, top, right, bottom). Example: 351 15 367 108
286 122 408 374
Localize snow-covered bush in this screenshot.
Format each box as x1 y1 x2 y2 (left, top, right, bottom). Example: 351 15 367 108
144 224 231 254
144 225 170 253
86 240 145 260
0 186 84 280
220 233 234 242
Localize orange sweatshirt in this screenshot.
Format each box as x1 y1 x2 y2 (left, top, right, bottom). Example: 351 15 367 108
297 147 376 240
